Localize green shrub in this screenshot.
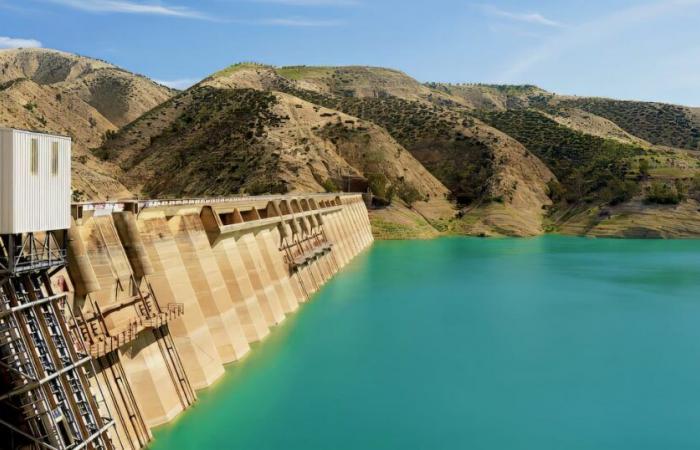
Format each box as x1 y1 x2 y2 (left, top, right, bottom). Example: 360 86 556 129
645 181 682 205
397 181 422 206
601 179 639 205
321 178 340 193
675 178 688 201
546 179 566 203
246 180 288 196
639 159 651 178
691 174 700 200
367 173 391 200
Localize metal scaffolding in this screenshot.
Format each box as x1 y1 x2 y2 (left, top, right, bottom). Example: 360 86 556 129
0 231 117 450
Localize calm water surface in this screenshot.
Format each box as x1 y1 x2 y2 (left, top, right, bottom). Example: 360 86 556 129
150 236 700 450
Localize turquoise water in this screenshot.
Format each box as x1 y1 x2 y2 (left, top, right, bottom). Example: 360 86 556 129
150 236 700 450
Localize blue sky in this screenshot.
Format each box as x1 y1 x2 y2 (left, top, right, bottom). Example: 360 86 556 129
1 0 699 106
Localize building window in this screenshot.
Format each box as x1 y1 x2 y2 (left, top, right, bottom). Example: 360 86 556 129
51 142 59 175
30 139 39 175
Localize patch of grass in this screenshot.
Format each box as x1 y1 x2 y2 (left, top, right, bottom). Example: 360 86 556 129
370 217 437 240
276 66 334 81
213 62 270 79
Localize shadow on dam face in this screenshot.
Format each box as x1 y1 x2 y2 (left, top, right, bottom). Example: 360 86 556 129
63 193 373 449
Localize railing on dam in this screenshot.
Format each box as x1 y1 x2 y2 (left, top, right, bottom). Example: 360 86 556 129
72 193 361 217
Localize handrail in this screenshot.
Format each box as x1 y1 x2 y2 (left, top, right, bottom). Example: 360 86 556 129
80 303 185 358
73 192 362 210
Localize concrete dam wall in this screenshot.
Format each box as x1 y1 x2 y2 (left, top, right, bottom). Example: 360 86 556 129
63 193 373 449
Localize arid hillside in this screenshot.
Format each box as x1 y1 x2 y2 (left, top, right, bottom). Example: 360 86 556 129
3 49 700 238
187 64 555 236
96 77 452 225
0 48 174 200
261 66 700 238
94 61 700 237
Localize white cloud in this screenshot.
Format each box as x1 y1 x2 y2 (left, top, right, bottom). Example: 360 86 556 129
479 4 564 28
499 0 700 83
0 36 42 49
154 77 200 90
41 1 343 25
43 0 211 20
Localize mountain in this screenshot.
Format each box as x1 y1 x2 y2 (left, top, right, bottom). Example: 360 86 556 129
97 64 556 237
96 84 449 200
95 61 700 237
3 49 699 238
0 48 174 200
93 64 455 238
259 66 700 238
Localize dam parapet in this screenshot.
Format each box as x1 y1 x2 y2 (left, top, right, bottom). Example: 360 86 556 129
0 130 374 450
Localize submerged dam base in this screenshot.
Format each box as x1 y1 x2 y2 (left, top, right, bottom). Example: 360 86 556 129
1 193 372 450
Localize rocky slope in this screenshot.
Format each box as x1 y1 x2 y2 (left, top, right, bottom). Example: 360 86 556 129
0 48 174 200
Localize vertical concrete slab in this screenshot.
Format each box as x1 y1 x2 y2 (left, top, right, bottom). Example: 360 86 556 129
334 207 359 261
168 214 250 363
349 201 370 248
93 360 151 450
137 216 224 389
235 232 286 326
212 237 270 343
119 333 183 427
323 211 350 267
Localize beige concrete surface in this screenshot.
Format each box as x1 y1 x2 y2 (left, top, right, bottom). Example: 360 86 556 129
64 194 373 450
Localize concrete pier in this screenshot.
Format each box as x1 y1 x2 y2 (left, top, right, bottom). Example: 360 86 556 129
66 194 373 448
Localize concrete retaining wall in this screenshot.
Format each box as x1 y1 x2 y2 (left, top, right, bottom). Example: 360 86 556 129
66 194 373 449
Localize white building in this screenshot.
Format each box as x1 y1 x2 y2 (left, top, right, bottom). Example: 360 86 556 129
0 128 71 234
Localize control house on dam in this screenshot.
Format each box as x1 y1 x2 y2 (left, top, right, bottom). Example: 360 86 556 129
0 129 374 450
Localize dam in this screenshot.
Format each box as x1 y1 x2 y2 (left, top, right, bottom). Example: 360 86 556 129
0 129 374 450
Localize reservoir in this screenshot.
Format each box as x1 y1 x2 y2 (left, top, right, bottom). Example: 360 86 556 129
150 236 700 450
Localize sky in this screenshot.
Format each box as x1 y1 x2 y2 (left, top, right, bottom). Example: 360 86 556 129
1 0 699 106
